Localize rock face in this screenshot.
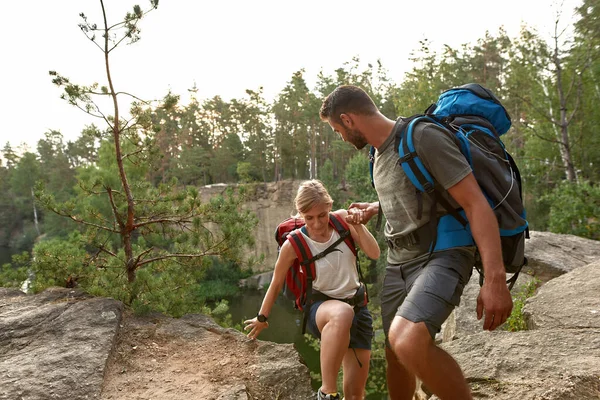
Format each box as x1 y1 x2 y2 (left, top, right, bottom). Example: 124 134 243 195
440 230 600 342
0 287 123 400
200 180 302 272
440 271 536 342
523 231 600 280
523 261 600 330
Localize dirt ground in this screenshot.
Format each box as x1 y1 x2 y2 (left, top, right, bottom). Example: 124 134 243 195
100 311 262 400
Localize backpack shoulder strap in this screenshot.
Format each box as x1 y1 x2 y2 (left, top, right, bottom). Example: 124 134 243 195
398 115 468 226
286 230 316 280
328 213 357 256
397 115 439 194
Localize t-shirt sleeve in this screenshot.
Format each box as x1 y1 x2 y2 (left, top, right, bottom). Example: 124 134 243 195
413 122 472 190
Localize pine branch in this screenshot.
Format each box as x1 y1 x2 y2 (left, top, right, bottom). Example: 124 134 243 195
136 251 223 267
106 186 125 228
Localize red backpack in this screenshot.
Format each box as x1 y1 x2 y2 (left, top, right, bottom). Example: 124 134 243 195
274 213 358 311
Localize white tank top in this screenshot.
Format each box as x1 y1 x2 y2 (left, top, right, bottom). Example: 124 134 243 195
299 228 359 299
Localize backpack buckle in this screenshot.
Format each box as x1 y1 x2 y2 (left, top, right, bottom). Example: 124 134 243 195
422 181 434 193
386 232 419 249
399 152 416 164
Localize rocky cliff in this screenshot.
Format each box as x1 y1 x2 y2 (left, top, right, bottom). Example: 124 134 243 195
199 180 303 272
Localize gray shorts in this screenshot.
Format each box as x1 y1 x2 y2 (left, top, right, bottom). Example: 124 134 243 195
381 248 474 340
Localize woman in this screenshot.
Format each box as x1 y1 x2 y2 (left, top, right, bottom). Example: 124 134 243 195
244 180 380 400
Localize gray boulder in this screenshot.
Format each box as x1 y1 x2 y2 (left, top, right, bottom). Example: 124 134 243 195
0 287 123 400
442 329 600 400
523 260 600 330
524 231 600 280
439 251 600 399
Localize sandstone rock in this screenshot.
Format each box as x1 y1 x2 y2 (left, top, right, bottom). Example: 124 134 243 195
239 271 274 290
441 329 600 400
440 271 536 342
523 260 600 330
0 287 123 400
199 180 302 272
101 310 314 400
524 231 600 281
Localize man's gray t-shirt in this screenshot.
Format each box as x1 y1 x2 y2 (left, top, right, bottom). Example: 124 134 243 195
373 120 472 264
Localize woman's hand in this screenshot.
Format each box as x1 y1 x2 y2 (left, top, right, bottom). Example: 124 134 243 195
347 202 379 224
244 317 269 339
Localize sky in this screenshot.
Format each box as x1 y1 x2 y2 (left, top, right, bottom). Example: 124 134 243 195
0 0 583 153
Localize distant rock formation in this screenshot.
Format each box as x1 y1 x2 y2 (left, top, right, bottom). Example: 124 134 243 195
199 180 302 272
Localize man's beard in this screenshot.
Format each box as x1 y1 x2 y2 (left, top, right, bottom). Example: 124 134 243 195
347 128 368 150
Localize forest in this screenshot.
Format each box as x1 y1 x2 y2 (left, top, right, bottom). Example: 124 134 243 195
0 0 599 319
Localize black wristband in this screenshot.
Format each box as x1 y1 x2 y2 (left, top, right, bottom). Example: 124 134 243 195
257 313 268 323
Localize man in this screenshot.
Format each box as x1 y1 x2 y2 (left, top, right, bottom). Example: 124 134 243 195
319 85 513 400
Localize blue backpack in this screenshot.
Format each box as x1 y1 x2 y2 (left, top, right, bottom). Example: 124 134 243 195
370 83 529 288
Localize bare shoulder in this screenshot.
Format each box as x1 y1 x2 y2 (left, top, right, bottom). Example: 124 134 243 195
279 239 297 258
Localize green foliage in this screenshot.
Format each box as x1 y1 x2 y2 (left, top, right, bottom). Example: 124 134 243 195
236 162 255 184
364 303 389 397
201 299 243 331
25 231 92 293
0 252 30 288
504 277 539 332
319 159 343 206
344 152 378 205
540 181 600 240
1 228 253 318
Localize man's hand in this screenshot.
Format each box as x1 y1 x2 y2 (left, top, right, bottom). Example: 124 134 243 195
476 278 513 331
346 202 378 225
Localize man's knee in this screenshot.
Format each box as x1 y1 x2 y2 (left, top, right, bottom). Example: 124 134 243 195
388 317 432 365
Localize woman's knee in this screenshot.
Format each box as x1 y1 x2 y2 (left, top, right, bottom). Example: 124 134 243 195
318 301 354 331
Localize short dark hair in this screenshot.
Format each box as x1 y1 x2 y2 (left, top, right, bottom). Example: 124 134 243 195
319 85 378 125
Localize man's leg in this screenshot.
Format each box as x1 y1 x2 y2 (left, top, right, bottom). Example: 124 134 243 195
385 347 416 400
316 300 355 394
380 262 415 399
388 317 472 400
384 249 474 400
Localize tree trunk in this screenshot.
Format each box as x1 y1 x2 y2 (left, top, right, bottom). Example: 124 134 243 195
310 123 316 179
31 188 40 236
552 33 577 182
101 0 136 282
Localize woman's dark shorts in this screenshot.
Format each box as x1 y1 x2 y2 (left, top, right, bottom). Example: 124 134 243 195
381 248 474 340
306 301 374 350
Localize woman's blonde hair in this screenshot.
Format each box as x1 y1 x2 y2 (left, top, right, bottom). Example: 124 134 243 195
294 180 333 215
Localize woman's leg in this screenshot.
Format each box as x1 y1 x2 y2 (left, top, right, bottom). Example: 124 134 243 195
316 300 355 394
342 348 371 400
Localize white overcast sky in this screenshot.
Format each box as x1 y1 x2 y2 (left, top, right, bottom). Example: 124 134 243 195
0 0 582 152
